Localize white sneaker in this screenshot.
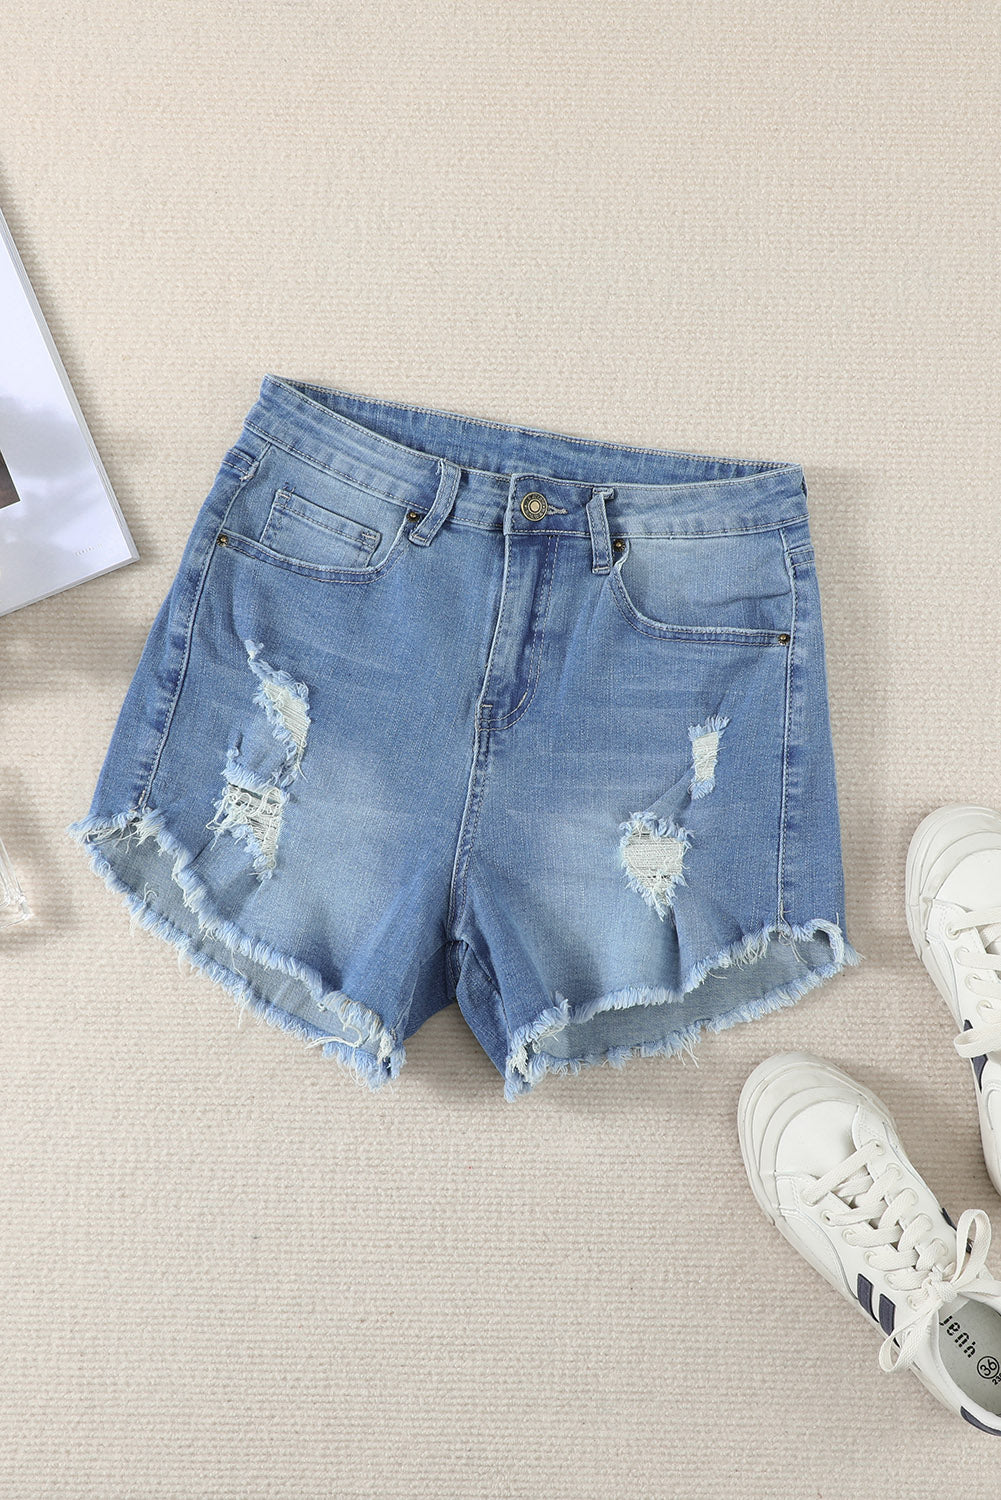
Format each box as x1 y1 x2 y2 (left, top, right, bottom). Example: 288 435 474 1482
905 804 1001 1197
738 1050 1001 1432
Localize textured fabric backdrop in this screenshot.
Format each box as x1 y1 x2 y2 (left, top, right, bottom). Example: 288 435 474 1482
3 3 1000 1496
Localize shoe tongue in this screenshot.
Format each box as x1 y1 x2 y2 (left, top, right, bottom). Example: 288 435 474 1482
827 1104 888 1214
939 852 1001 952
851 1103 886 1153
784 1099 861 1177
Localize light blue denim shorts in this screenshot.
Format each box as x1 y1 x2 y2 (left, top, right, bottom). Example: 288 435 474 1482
70 375 861 1099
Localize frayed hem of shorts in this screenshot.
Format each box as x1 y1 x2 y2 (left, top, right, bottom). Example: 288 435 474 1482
503 917 863 1101
66 808 405 1093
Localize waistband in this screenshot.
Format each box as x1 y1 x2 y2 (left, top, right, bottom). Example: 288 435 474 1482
242 374 809 537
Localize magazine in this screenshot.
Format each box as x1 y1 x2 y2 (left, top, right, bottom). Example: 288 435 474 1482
0 205 138 617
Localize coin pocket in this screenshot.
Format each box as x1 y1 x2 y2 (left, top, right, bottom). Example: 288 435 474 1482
259 488 383 569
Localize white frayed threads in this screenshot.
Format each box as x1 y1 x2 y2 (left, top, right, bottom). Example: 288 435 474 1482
257 677 309 772
689 714 729 799
315 990 400 1063
208 781 286 876
618 813 691 920
208 643 312 878
244 639 311 781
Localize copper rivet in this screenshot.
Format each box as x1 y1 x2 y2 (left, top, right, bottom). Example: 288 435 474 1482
779 632 790 643
218 534 228 546
613 538 624 550
407 510 420 521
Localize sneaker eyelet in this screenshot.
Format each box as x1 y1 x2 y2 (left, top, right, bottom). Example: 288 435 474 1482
821 1210 834 1224
864 1252 877 1266
842 1229 857 1244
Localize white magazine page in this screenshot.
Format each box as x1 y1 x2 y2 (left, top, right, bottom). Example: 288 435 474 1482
0 206 138 616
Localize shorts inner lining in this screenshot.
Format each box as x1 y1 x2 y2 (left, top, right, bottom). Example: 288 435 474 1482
68 808 405 1092
505 921 862 1101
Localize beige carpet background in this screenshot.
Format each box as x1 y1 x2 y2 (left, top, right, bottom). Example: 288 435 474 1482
3 4 1000 1496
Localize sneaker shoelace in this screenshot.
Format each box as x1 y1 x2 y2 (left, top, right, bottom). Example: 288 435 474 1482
941 903 1001 1058
801 1137 1001 1373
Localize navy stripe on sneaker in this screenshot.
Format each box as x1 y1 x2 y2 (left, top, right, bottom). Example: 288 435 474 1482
963 1019 988 1091
857 1275 895 1334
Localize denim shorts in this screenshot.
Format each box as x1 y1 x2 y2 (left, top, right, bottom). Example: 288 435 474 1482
70 374 861 1100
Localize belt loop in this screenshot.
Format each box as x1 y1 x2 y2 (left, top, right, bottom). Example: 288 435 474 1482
408 459 461 547
585 487 615 574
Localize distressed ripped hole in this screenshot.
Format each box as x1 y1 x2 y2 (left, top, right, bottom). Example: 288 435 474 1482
208 781 286 876
205 641 313 880
245 640 311 779
619 814 691 921
689 714 729 799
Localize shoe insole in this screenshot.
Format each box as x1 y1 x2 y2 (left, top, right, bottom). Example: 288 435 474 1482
937 1297 1001 1415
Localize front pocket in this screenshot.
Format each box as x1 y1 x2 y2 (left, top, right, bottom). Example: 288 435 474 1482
260 488 382 569
608 527 795 644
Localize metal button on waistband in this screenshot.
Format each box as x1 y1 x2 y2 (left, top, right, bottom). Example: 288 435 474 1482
520 491 548 520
